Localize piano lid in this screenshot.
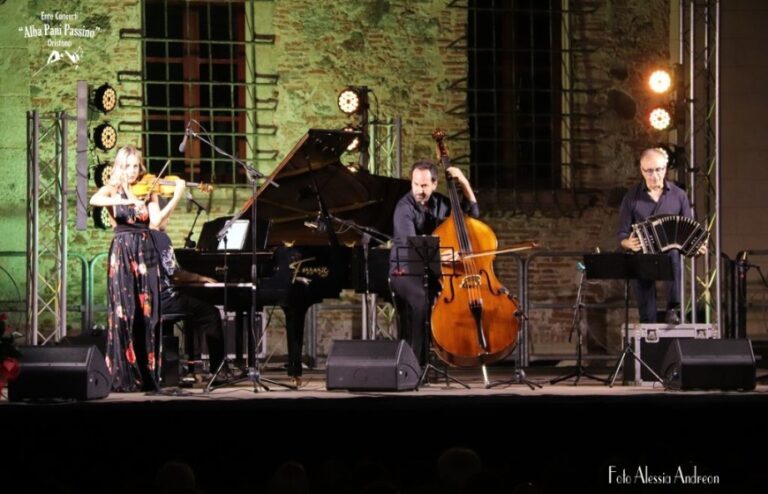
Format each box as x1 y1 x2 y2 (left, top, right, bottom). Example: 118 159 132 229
237 129 410 246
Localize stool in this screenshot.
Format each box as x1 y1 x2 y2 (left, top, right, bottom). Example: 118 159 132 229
157 313 186 387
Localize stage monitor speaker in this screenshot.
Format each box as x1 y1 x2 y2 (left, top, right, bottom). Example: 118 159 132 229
8 345 111 402
661 338 756 391
326 340 421 391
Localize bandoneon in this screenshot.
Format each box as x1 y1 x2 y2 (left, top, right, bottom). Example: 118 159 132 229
631 214 709 257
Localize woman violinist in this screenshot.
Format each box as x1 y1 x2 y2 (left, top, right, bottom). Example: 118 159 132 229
90 144 186 391
389 159 479 366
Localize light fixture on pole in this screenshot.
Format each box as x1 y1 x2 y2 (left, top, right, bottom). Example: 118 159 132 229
648 69 672 94
337 86 370 170
92 206 112 230
93 161 112 187
93 123 117 151
648 106 673 131
92 83 117 113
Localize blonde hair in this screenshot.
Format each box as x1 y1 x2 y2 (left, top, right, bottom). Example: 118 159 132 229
108 144 145 186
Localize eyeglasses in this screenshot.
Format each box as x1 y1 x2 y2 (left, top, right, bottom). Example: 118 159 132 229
641 167 667 175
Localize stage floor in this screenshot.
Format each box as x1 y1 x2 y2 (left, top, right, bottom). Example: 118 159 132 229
3 365 768 493
76 365 768 402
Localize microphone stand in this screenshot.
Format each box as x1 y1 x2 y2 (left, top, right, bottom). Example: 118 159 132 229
325 215 391 340
182 195 205 249
185 127 293 392
550 264 608 385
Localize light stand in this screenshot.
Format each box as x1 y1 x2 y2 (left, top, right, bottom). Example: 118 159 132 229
550 262 608 385
183 123 293 392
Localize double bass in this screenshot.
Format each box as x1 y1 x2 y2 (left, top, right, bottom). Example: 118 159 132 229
430 130 521 367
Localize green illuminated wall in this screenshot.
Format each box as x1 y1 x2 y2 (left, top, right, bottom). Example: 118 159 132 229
0 0 467 336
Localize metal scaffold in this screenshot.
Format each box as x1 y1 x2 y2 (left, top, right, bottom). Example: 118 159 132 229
678 0 722 330
26 111 70 345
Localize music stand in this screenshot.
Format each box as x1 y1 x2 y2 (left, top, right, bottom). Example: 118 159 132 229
582 253 673 387
394 235 469 389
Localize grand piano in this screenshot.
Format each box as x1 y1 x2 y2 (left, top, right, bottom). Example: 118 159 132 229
174 129 410 378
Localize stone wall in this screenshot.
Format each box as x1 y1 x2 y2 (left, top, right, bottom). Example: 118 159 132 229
0 1 688 361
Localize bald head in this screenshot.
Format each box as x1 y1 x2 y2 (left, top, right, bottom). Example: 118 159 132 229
639 147 668 191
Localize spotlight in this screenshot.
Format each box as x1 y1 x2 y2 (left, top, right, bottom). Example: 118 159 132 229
649 107 672 131
655 143 686 169
342 126 361 152
93 123 117 151
93 83 117 113
338 86 369 115
93 162 112 188
648 70 672 94
338 88 361 114
92 206 113 230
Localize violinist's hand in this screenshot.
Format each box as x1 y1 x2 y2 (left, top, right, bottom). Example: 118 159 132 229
621 234 642 252
173 179 186 199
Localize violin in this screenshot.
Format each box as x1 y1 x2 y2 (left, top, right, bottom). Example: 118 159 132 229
130 174 213 197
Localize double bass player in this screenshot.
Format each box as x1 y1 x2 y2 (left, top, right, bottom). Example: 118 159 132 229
389 159 479 366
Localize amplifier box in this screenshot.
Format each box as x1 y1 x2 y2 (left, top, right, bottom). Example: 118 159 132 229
621 324 720 386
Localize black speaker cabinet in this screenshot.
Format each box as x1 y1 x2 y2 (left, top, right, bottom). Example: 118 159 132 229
661 338 756 391
8 345 111 402
326 340 421 391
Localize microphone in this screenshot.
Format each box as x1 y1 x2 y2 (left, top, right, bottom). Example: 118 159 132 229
178 122 192 153
303 214 326 232
185 191 207 213
576 261 586 273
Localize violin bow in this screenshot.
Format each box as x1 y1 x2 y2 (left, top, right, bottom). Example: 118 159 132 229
458 241 540 260
139 159 172 201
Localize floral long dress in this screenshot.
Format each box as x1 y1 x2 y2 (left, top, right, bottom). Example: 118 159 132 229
105 195 160 392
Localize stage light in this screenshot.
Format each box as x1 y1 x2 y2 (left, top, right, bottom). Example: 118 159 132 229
93 123 117 151
92 206 112 230
93 162 112 188
342 126 361 152
338 88 362 114
648 70 672 94
649 107 672 131
93 83 117 113
656 143 686 169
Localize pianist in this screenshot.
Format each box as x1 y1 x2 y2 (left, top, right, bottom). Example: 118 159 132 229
150 224 227 380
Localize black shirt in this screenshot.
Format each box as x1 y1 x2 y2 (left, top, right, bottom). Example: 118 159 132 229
617 180 693 245
389 191 480 275
149 230 179 299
